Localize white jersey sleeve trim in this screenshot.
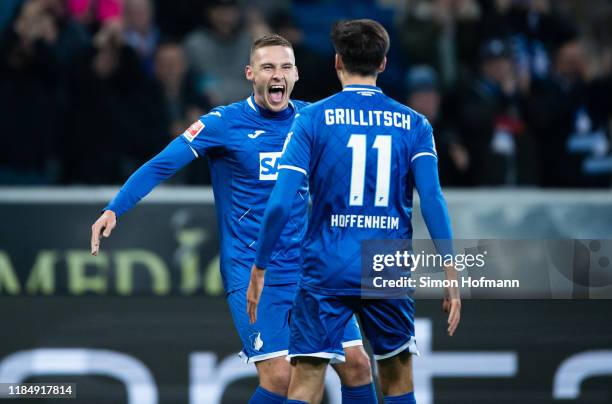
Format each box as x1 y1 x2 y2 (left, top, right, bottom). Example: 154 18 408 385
341 339 364 348
410 152 437 163
278 165 307 176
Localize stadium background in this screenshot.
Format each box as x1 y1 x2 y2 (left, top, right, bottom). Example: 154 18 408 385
0 0 611 403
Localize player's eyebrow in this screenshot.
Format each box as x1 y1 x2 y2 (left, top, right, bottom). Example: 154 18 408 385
259 62 294 68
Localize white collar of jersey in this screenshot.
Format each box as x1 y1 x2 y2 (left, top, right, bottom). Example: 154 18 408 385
247 95 296 114
342 85 383 93
247 96 257 111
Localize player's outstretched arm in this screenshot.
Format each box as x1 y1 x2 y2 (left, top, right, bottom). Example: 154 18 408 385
247 168 304 324
90 137 197 255
413 155 461 336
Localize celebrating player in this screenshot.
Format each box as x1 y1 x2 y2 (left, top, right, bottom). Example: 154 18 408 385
90 34 373 404
248 20 461 404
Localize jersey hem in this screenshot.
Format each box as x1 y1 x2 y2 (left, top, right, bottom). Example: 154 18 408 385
226 279 299 294
299 281 364 296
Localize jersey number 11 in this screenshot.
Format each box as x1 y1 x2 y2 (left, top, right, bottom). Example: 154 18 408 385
347 134 391 207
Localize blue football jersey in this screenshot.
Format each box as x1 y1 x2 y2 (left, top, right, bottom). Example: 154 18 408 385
182 96 309 293
279 85 436 295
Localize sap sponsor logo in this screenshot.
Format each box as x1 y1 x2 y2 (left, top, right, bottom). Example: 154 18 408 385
183 121 205 142
259 152 282 181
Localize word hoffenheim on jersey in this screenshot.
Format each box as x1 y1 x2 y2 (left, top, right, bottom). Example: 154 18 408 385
330 213 400 230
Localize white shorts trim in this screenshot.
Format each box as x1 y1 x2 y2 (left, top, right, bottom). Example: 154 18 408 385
373 336 419 361
287 352 346 364
239 349 289 364
342 339 364 349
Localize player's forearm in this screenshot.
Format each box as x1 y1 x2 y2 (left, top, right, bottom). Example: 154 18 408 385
105 137 196 217
413 157 454 256
254 169 304 269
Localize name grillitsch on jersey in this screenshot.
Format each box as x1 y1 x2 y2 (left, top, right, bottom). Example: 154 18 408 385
330 214 400 230
324 109 410 130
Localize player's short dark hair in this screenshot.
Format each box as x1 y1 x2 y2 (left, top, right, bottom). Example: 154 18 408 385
330 19 390 77
250 34 294 57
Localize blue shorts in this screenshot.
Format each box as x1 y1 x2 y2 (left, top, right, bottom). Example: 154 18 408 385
288 287 419 363
227 284 363 363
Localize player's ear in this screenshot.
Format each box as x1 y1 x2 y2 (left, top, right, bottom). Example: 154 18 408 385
245 65 254 81
294 65 299 82
334 54 342 72
378 57 387 74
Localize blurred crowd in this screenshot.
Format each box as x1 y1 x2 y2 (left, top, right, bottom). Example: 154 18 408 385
0 0 611 187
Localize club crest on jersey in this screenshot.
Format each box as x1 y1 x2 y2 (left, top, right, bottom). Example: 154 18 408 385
259 152 282 180
183 120 205 142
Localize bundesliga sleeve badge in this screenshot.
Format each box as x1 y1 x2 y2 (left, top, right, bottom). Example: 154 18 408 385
183 120 205 142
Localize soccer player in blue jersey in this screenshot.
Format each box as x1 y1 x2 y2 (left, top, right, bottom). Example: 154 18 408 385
248 21 461 404
90 34 374 404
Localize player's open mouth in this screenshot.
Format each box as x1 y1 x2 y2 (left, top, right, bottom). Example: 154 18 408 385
268 85 285 104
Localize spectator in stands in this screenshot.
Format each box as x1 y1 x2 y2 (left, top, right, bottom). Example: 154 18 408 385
456 38 537 185
526 37 611 187
33 0 90 69
0 0 24 36
122 0 159 75
153 40 211 137
480 0 578 81
66 0 122 33
183 0 259 105
151 40 212 184
397 0 481 89
269 11 338 101
406 65 471 186
0 0 88 184
62 19 167 184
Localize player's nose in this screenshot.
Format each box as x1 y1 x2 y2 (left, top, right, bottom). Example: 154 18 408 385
271 68 283 80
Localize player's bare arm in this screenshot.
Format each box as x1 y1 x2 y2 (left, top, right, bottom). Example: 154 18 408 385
90 210 116 256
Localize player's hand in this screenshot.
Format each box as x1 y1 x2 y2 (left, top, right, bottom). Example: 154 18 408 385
246 264 265 324
91 210 116 256
443 265 461 336
443 291 461 336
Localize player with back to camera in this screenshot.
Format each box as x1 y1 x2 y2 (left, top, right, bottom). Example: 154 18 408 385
90 34 374 404
248 20 461 404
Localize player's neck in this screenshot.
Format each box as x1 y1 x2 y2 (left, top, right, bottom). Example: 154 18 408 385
340 73 378 88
